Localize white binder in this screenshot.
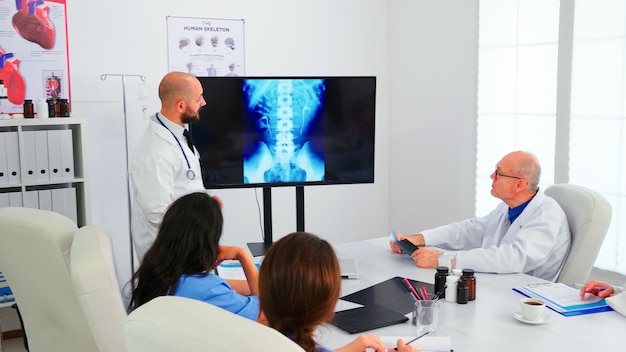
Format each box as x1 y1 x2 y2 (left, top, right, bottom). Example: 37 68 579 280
0 133 8 185
8 192 22 206
52 187 77 224
59 129 74 180
0 192 9 207
21 131 37 183
38 189 52 211
5 132 20 184
47 130 63 181
34 130 50 182
23 190 39 209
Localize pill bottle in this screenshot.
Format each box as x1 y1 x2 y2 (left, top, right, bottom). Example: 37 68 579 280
23 99 34 118
0 79 7 105
37 99 49 118
462 268 476 301
59 98 70 117
452 268 462 279
47 99 56 117
445 275 457 303
434 266 449 298
456 276 469 304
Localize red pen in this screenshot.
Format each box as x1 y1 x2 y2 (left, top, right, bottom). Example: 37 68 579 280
420 286 429 300
402 277 421 300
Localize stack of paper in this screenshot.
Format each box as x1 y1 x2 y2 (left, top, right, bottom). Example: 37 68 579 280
215 261 261 280
381 336 452 352
513 283 613 316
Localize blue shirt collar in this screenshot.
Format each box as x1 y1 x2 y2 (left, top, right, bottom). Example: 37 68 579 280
508 191 537 224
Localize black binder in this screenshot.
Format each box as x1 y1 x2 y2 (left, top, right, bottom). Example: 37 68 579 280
332 304 408 334
339 276 434 315
331 276 435 334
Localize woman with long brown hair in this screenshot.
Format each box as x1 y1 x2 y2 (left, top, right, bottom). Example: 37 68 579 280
259 232 419 352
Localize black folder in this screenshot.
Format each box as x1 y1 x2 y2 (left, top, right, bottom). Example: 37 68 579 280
332 304 409 334
339 276 434 315
331 277 435 334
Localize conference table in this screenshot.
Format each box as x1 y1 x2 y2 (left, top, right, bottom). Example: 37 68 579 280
316 237 624 351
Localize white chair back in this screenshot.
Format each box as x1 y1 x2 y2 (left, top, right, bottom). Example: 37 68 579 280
0 207 99 352
70 224 127 352
545 184 612 284
125 296 304 352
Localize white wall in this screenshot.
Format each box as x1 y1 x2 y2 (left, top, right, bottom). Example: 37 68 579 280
66 0 391 295
389 0 479 233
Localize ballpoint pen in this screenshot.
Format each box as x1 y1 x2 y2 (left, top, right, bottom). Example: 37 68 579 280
420 286 429 300
393 331 430 350
402 277 421 300
433 285 446 299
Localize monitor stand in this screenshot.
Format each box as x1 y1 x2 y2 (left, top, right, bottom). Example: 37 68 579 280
247 186 305 257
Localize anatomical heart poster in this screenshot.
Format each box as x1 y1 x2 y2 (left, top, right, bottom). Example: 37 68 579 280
0 0 70 114
166 16 245 77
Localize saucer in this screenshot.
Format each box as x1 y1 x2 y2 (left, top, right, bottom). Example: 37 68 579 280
513 311 552 324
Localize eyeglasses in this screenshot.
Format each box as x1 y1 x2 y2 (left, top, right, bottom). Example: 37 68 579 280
494 169 524 181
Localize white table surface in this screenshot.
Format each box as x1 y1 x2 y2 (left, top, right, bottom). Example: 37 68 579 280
315 237 625 351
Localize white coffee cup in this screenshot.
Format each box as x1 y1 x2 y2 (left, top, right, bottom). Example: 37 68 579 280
520 298 546 321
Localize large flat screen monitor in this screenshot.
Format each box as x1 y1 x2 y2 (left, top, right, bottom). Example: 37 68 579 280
190 76 376 189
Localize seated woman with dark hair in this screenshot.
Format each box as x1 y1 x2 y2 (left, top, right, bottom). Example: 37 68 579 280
128 192 259 321
259 232 420 352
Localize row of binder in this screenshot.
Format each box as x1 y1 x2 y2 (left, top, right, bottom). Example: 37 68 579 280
0 188 77 224
0 271 14 306
0 130 75 185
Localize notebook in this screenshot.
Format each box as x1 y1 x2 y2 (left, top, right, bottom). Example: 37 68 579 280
339 258 359 279
513 283 613 316
332 304 409 334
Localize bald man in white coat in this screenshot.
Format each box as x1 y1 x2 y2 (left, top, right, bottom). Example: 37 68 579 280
131 72 217 263
391 151 571 282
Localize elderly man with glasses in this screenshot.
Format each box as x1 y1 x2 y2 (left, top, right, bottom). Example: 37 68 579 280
390 150 571 282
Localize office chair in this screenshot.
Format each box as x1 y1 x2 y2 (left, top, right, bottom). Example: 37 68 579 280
545 184 612 285
0 207 99 352
124 296 305 352
70 224 127 352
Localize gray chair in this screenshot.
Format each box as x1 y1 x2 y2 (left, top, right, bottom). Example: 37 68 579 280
545 184 612 284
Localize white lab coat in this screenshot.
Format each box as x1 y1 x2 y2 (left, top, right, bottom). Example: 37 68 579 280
130 115 206 263
607 286 626 317
422 188 571 281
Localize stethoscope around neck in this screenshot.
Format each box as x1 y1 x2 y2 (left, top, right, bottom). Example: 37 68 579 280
155 113 196 180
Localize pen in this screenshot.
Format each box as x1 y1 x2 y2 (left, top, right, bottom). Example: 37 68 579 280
433 285 446 299
402 277 421 300
393 331 430 350
420 286 429 300
575 283 606 291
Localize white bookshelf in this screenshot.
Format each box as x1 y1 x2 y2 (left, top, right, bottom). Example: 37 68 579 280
0 117 90 226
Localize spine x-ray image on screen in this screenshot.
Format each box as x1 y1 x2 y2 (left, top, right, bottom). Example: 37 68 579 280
190 76 376 189
242 79 325 183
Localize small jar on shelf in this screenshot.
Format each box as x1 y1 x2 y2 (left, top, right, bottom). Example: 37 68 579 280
23 99 35 118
